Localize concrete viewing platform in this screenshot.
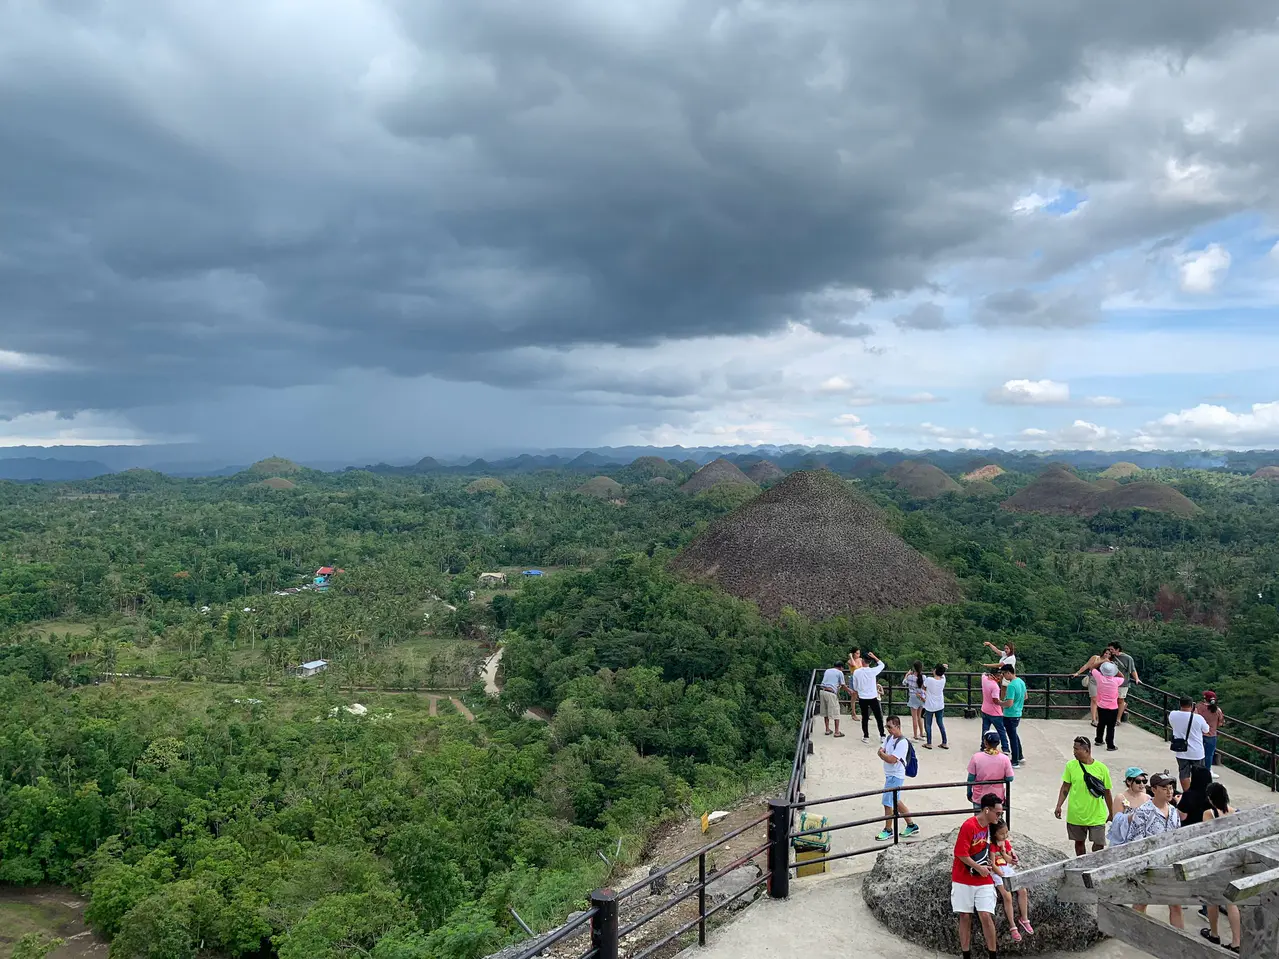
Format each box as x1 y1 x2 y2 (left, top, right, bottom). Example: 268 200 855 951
682 716 1276 959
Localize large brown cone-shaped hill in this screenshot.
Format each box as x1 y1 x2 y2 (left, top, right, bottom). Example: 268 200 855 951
670 470 961 619
1253 466 1279 480
1099 481 1198 517
744 460 786 485
963 479 1003 498
680 458 758 494
885 460 962 498
1003 466 1198 517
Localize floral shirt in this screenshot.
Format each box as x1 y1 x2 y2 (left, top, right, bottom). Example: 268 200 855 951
1129 799 1180 838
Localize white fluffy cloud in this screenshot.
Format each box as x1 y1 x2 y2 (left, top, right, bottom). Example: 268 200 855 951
985 379 1071 405
1015 420 1121 449
1134 401 1279 448
1178 244 1232 293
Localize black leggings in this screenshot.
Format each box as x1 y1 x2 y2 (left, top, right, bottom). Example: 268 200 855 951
860 698 885 738
1096 706 1118 749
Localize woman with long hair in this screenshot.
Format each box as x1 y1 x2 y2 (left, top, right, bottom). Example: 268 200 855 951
1201 783 1241 953
903 660 927 741
1114 767 1149 815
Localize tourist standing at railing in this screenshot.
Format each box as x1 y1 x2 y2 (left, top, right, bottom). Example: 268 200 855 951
1091 661 1124 752
876 716 920 842
819 660 850 738
1107 642 1139 724
999 664 1026 767
904 660 927 742
1055 736 1114 856
1070 649 1113 726
1195 690 1225 773
980 666 1009 753
853 651 886 742
981 640 1016 671
952 793 1003 959
968 731 1014 813
847 647 865 721
923 663 949 750
1169 695 1211 790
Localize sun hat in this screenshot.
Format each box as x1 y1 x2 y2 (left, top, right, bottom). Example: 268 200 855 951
1124 766 1146 781
1099 662 1119 677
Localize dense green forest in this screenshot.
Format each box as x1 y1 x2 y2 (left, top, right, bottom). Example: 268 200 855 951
1 462 1278 958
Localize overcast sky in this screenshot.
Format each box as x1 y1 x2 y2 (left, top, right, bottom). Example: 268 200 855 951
3 1 1279 459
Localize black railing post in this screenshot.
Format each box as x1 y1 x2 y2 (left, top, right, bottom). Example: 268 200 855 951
966 673 973 712
590 889 618 959
892 787 900 845
1161 692 1169 742
698 852 707 946
1271 737 1277 794
767 799 790 900
1044 675 1051 720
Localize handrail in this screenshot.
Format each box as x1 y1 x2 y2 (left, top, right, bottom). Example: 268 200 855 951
508 665 1278 959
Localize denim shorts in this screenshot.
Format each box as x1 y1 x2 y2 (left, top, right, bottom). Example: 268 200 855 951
882 775 905 807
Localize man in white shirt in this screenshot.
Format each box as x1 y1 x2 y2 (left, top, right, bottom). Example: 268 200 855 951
819 660 849 738
876 716 920 841
1170 695 1211 789
852 652 887 742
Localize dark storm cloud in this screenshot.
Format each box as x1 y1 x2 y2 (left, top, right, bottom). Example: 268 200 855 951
0 0 1277 419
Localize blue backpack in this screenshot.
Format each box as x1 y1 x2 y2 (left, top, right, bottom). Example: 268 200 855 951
904 742 919 778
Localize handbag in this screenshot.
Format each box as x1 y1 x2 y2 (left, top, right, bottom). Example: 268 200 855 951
1078 759 1107 798
1169 713 1189 753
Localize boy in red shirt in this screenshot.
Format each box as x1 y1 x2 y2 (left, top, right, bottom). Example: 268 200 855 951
953 793 1003 959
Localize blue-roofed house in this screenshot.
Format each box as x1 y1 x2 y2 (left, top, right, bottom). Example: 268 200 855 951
295 660 328 677
521 569 544 577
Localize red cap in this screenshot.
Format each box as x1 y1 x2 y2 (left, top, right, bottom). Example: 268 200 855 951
1203 690 1217 701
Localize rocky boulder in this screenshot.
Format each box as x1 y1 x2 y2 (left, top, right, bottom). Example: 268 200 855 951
862 829 1102 955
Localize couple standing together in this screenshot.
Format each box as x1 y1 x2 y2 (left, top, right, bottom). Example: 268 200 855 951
978 650 1027 768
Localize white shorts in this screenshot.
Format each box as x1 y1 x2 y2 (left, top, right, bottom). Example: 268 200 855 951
951 881 997 914
992 865 1015 888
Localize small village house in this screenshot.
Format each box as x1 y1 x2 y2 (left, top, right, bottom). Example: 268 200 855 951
294 660 328 678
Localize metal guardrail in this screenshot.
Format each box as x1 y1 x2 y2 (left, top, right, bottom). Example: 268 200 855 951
511 666 1278 958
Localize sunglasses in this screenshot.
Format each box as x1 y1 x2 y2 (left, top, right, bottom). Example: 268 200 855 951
1129 778 1148 785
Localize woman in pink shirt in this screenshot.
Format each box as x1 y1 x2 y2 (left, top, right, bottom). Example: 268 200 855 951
1091 661 1124 751
980 667 1009 753
968 731 1015 811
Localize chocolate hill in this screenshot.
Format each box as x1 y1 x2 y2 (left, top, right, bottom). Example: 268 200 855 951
963 479 1003 498
1003 465 1197 517
259 477 297 490
885 460 962 498
744 460 786 485
962 464 1005 482
1253 466 1279 480
1100 462 1142 479
680 458 758 494
670 470 961 619
576 476 625 499
616 456 684 484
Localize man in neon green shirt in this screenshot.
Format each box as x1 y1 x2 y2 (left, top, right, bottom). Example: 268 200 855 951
1054 736 1114 856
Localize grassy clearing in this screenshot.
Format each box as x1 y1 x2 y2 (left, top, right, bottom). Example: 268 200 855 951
0 888 105 959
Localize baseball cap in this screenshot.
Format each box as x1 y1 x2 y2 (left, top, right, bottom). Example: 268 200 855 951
1124 766 1146 780
1203 690 1217 701
983 731 1002 747
1150 772 1176 788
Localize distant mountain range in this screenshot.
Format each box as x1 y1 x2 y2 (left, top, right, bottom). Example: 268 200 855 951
1 442 1276 482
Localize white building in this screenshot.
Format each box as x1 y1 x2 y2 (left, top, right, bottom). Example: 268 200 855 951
295 660 328 678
